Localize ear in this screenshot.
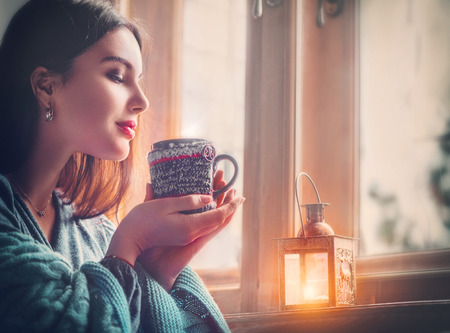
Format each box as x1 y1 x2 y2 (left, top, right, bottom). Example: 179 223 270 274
30 67 58 106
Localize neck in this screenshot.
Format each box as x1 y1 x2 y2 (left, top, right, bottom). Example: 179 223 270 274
17 113 78 203
9 168 57 241
8 174 52 215
11 144 71 213
8 168 57 229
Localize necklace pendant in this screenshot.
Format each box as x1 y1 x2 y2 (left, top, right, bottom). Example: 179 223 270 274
7 175 50 218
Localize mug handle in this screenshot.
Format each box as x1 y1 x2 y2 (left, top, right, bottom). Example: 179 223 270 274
212 154 239 200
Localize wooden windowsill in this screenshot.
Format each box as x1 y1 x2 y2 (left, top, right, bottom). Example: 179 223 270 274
199 251 450 314
225 300 450 333
356 250 450 305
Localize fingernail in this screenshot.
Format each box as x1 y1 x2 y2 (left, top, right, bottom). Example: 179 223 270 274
238 197 246 205
201 195 213 204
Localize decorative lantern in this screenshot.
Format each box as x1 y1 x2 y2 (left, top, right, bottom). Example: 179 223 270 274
278 173 357 310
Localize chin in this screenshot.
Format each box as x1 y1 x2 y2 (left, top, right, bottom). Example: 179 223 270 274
102 146 130 162
87 140 132 161
113 150 130 162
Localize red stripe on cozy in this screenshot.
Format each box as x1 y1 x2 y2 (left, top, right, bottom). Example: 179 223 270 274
156 190 213 198
149 153 203 167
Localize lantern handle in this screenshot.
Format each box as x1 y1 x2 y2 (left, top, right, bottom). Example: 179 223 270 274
295 172 321 238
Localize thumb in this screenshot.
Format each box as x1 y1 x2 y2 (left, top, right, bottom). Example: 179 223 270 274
144 183 154 202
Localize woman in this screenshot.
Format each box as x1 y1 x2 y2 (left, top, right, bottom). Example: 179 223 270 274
0 0 243 332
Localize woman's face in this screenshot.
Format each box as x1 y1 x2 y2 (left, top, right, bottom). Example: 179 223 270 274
52 27 149 161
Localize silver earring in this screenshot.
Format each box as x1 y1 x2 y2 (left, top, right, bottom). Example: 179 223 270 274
45 107 54 122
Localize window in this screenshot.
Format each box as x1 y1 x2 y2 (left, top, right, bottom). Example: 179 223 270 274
180 0 246 273
127 0 450 317
360 0 450 255
127 0 247 313
128 0 297 313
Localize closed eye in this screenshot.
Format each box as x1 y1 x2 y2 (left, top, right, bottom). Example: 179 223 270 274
108 72 125 83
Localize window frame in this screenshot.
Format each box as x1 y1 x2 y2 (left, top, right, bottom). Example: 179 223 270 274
125 0 450 315
239 0 298 313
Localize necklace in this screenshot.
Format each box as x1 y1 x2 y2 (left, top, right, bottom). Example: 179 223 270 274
8 176 51 217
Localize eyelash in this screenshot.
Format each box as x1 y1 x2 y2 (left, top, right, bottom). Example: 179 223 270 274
108 72 125 83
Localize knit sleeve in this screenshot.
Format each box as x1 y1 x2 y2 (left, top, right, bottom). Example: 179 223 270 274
133 262 230 333
171 266 231 333
0 231 133 332
100 257 142 332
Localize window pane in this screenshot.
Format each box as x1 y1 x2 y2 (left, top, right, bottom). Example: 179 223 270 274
285 254 301 305
284 252 329 306
304 252 328 303
181 0 246 270
360 0 450 255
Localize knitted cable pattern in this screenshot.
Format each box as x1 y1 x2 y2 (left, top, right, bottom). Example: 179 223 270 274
0 231 131 332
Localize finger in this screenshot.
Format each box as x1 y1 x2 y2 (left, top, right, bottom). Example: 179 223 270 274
213 170 227 206
218 196 244 225
146 195 243 251
144 183 154 202
157 194 213 215
215 190 226 207
182 203 238 256
212 193 239 231
213 169 224 189
222 188 236 206
216 188 234 208
186 196 244 238
215 180 226 191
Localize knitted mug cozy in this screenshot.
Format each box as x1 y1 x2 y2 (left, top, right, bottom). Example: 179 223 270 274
148 138 238 214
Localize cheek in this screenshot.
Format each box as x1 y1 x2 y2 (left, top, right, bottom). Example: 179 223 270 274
63 82 115 125
54 89 110 152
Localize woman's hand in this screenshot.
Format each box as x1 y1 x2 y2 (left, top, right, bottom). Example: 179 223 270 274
106 175 244 291
138 187 239 291
213 169 227 207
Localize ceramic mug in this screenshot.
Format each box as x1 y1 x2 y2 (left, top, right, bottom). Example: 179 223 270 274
147 138 239 214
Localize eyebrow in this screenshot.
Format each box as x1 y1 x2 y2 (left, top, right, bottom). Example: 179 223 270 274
101 56 143 79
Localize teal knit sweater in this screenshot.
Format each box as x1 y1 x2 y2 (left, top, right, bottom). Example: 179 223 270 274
0 174 230 332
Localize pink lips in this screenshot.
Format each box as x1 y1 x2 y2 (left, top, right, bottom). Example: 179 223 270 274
116 120 137 139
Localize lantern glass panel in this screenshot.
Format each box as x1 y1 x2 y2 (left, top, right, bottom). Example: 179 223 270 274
284 254 301 305
304 252 328 303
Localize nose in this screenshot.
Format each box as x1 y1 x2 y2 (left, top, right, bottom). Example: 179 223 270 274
131 84 149 114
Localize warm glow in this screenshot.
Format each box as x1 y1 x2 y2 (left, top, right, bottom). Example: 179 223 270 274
284 252 329 305
304 252 329 302
304 285 316 300
285 254 301 305
279 237 357 309
304 281 328 301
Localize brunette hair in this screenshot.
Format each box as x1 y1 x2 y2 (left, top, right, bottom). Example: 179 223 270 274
0 0 144 219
